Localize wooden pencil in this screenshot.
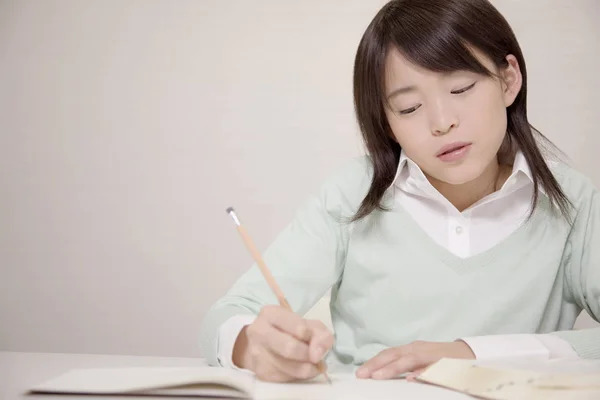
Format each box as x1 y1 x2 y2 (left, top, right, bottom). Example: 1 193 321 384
226 207 331 384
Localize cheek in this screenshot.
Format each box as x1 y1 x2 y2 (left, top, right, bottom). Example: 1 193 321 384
475 85 508 124
387 114 430 153
464 93 508 144
481 105 508 146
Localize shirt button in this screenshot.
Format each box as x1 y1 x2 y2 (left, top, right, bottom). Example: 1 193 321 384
455 226 463 235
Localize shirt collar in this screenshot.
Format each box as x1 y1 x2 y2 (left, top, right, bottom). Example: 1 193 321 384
388 148 540 196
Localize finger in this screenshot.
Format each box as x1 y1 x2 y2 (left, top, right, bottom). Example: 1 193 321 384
371 354 424 380
254 359 292 382
260 305 312 342
250 344 318 382
356 348 400 378
266 349 320 381
249 345 292 383
253 321 310 362
306 320 334 363
406 367 426 382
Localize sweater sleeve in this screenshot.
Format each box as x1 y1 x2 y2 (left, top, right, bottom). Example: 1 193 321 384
199 178 355 366
552 184 600 358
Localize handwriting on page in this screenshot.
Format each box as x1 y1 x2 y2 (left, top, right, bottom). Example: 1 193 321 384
417 358 600 400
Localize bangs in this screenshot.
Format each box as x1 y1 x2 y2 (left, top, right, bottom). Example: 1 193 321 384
380 2 498 82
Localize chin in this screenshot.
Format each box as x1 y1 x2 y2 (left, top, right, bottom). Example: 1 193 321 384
433 168 484 186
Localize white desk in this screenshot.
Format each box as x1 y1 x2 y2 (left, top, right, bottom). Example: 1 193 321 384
0 351 474 399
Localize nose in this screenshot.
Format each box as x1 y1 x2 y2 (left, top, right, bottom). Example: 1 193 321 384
430 98 459 136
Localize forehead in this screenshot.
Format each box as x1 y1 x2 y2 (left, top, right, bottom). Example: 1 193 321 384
384 45 497 86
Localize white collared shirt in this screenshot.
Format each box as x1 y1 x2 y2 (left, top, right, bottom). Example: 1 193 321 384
393 149 535 258
215 151 578 369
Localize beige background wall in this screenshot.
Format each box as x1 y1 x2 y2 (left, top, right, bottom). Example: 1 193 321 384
1 0 598 357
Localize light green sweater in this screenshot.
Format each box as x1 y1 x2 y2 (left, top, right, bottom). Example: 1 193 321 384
200 157 600 366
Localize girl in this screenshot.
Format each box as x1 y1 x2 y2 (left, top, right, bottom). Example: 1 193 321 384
200 0 600 382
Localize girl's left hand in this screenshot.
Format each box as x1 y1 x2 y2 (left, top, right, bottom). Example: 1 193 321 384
355 340 475 380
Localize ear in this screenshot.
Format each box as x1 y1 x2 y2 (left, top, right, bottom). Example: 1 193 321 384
501 54 523 107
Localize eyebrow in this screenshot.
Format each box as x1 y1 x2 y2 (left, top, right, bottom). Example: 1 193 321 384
386 85 417 100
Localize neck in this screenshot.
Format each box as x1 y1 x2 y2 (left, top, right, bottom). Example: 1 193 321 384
426 159 510 212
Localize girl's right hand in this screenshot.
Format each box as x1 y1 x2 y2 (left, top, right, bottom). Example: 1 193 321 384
232 305 334 382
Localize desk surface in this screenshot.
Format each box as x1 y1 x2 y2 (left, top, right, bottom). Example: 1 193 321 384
0 351 473 400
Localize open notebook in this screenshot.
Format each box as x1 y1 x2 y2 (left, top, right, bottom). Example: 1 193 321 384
29 358 600 400
29 366 335 400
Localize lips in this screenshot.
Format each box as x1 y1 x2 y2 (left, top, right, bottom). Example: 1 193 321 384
435 142 472 163
436 142 471 157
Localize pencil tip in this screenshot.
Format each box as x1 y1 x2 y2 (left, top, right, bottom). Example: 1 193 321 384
226 207 234 214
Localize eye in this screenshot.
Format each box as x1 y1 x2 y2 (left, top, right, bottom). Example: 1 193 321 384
398 104 421 115
451 82 476 94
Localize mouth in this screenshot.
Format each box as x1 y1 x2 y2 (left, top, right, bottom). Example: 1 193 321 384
436 142 472 161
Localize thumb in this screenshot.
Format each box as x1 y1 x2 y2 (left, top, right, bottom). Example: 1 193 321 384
306 320 333 364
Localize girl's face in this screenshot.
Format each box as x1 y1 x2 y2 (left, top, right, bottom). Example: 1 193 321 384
383 47 522 186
